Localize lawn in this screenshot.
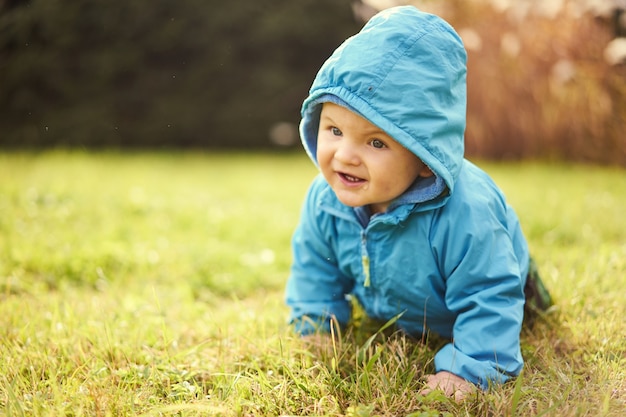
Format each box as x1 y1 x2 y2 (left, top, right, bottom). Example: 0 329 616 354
1 151 625 416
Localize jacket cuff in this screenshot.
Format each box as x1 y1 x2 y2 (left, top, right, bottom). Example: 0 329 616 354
434 343 521 390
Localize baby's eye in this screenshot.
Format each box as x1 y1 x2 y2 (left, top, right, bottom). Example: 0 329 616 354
370 139 386 149
331 127 342 136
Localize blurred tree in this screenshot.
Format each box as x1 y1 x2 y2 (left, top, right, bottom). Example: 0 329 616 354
0 0 360 148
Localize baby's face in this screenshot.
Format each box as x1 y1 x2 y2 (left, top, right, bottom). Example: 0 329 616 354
316 103 432 214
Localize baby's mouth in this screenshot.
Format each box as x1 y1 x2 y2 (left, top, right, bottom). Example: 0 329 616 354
339 172 365 183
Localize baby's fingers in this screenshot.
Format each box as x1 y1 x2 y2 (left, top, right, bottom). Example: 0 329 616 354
419 372 475 402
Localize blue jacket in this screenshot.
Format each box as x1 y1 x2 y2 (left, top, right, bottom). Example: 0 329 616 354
285 6 529 389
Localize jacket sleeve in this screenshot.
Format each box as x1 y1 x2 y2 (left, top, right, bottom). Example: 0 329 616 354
285 177 354 335
432 192 528 390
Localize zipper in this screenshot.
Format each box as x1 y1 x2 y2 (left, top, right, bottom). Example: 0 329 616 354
361 231 371 287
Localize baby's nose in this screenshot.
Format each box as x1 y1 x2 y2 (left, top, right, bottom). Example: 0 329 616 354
334 142 360 165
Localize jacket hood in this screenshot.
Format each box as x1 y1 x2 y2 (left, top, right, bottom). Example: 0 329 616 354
300 6 467 196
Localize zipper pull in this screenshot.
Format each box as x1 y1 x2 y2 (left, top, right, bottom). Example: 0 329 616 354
362 255 371 287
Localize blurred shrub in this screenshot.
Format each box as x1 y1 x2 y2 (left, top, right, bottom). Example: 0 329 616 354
425 0 626 166
0 0 359 148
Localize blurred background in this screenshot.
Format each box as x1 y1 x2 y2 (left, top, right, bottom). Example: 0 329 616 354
1 0 625 165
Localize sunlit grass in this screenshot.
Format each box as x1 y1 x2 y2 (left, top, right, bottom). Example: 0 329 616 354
0 151 624 416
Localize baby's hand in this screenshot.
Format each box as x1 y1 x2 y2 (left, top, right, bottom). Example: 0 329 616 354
419 371 476 402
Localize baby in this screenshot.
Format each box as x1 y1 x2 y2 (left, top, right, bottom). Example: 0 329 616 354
285 6 551 400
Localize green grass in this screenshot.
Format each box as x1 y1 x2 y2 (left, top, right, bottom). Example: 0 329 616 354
0 151 624 416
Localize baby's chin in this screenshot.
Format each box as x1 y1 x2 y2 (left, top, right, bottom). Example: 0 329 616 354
332 191 365 208
333 193 375 210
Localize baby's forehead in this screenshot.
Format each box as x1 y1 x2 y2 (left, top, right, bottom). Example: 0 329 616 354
319 101 371 123
320 102 388 132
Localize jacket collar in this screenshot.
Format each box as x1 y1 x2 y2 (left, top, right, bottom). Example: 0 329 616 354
318 175 449 227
